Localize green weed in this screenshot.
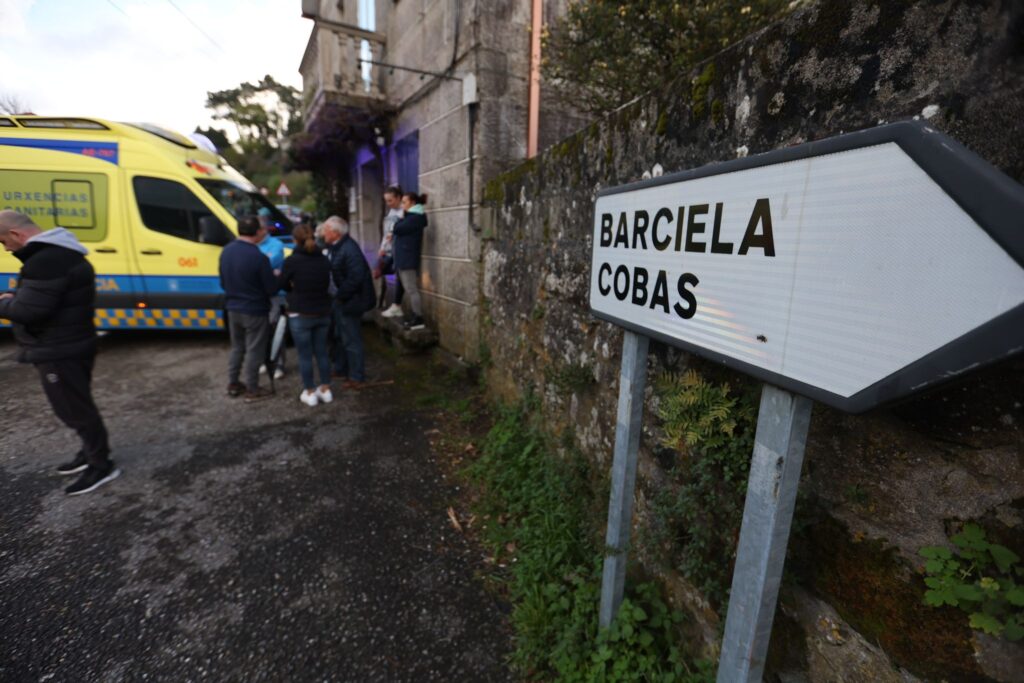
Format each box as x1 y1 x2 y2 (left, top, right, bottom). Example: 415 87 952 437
466 400 713 681
921 523 1024 641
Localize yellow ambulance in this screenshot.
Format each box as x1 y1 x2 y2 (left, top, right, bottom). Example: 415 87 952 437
0 116 293 330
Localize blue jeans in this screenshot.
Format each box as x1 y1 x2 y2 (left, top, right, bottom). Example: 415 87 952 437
332 303 365 382
288 315 331 390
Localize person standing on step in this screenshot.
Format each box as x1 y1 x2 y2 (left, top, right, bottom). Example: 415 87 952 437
322 215 376 388
392 191 428 330
0 210 120 495
219 215 278 402
279 223 333 406
378 186 405 316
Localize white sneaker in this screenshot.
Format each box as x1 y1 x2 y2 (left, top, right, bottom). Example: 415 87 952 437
259 364 268 375
315 386 333 404
274 367 285 380
381 304 403 318
299 390 318 407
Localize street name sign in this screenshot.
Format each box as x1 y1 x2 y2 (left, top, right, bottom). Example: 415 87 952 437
590 121 1024 682
589 121 1024 413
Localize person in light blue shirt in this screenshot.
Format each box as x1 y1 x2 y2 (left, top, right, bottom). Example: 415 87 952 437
256 207 287 377
257 208 285 273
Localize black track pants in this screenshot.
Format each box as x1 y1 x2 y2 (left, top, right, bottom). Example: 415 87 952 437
35 357 111 468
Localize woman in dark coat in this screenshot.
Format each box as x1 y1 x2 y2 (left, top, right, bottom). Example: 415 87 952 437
392 192 428 330
278 224 333 406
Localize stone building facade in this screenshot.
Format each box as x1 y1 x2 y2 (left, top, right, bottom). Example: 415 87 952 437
298 0 586 360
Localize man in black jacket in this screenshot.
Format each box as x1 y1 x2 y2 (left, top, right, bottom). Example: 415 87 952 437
0 210 119 495
322 215 375 388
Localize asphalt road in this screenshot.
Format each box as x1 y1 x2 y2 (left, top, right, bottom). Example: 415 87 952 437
0 329 513 682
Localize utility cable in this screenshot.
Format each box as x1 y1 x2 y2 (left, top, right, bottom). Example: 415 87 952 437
164 0 226 54
105 0 128 17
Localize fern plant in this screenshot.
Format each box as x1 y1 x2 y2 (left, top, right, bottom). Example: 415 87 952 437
655 370 747 454
648 369 759 608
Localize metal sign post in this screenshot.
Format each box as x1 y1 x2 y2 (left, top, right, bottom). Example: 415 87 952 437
599 330 650 628
717 384 812 682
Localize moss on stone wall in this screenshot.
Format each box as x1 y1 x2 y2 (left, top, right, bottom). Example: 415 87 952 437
655 110 669 136
544 361 595 397
710 99 724 124
550 133 584 162
793 516 989 681
690 63 716 121
484 159 538 206
482 178 505 204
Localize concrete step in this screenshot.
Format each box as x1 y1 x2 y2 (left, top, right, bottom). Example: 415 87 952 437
370 309 438 354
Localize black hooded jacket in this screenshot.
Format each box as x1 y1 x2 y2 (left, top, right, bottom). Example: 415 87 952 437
0 231 97 363
392 211 427 271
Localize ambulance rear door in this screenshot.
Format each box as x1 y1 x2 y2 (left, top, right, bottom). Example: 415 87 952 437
0 151 141 314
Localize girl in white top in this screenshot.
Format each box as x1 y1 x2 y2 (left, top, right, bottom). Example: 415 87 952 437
378 185 405 315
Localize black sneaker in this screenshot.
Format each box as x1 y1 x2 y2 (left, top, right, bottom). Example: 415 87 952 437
56 452 88 476
65 463 121 496
402 316 426 331
226 381 246 398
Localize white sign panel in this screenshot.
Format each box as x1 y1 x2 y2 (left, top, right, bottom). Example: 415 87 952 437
589 123 1024 412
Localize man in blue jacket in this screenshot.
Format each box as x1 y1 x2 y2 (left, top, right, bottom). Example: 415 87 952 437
0 210 119 495
219 215 278 401
322 215 375 388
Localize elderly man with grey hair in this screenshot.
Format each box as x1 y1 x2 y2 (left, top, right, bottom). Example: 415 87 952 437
321 215 375 387
0 210 120 495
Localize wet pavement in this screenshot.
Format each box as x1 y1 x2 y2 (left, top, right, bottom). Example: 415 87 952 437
0 329 513 682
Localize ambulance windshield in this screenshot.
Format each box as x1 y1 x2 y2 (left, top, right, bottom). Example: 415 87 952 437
197 179 293 239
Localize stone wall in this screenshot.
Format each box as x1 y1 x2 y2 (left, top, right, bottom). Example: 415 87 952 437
479 1 1024 680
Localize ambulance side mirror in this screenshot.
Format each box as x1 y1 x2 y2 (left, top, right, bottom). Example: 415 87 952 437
199 216 234 246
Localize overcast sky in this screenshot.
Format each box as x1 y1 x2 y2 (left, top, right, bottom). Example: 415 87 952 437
0 0 311 137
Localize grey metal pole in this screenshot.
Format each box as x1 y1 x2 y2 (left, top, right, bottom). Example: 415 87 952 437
716 384 813 682
598 330 650 629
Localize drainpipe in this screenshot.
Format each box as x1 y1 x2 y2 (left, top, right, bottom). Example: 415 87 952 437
464 71 479 232
527 0 542 158
468 98 479 232
469 0 481 233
